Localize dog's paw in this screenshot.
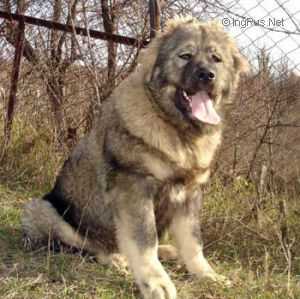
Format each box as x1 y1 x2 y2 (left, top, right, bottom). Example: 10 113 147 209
96 253 129 275
215 274 232 287
158 244 178 261
110 253 129 275
140 276 177 299
201 271 232 287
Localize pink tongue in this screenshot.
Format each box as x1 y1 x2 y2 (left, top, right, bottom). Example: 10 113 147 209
191 91 221 125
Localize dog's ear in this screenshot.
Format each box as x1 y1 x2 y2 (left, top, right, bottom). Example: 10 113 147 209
233 51 250 74
223 48 250 103
230 47 250 93
138 37 162 82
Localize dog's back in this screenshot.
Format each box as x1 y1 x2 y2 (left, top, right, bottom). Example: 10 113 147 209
21 102 118 254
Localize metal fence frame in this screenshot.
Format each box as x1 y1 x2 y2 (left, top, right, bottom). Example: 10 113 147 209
0 0 161 151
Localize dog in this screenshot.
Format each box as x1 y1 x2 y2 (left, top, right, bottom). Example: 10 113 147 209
22 17 249 299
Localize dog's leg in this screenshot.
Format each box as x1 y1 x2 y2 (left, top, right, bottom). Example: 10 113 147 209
169 196 230 285
114 185 177 299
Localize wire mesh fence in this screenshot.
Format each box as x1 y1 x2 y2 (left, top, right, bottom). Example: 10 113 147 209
0 0 299 190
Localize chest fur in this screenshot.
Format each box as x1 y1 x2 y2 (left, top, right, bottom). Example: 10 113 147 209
142 129 221 184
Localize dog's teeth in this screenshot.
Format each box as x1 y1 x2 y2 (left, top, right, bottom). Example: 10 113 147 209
183 91 191 102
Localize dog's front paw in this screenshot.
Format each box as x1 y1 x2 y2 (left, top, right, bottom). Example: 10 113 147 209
139 275 177 299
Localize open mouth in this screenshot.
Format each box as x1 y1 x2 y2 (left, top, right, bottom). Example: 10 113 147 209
176 89 221 125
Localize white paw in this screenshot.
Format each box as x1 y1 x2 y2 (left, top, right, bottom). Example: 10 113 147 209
110 253 129 275
201 271 232 287
214 274 232 287
140 275 177 299
96 253 129 275
158 245 178 261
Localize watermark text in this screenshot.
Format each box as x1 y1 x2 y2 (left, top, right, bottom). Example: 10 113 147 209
222 17 285 29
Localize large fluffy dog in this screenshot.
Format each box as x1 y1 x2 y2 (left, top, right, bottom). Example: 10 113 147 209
22 17 248 299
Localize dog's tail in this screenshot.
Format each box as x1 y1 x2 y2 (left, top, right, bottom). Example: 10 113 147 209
21 198 95 252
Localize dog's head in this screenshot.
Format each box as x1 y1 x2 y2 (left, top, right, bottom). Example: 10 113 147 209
140 17 249 130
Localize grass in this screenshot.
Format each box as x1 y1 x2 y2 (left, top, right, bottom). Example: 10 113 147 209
0 120 299 298
0 182 299 299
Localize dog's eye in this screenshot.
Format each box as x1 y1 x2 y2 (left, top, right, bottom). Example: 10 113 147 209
179 53 192 61
212 54 222 63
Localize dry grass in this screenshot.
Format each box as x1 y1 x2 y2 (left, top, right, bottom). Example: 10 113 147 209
0 119 299 299
0 182 299 299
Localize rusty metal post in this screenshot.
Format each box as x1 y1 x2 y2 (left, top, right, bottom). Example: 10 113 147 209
149 0 161 39
3 20 25 151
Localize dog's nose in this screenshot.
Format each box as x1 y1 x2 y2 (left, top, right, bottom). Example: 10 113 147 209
198 68 215 82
